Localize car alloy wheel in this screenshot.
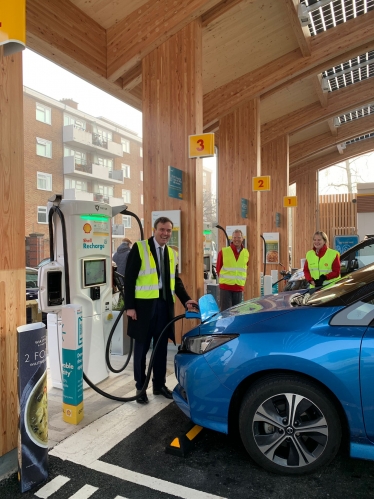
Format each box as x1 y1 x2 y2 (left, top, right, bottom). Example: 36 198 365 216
239 375 342 475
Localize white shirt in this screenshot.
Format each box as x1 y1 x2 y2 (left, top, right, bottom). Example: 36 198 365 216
153 237 165 289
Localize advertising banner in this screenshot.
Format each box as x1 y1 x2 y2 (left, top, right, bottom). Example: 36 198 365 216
333 235 359 254
62 305 84 425
17 322 48 493
263 232 280 264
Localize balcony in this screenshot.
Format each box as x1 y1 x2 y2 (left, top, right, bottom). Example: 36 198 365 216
63 156 124 184
63 124 123 158
64 189 124 207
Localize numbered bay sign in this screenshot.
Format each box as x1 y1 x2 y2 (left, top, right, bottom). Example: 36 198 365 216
252 176 271 191
283 196 298 207
189 133 215 158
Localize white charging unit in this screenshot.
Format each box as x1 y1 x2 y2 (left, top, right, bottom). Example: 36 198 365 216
39 199 122 388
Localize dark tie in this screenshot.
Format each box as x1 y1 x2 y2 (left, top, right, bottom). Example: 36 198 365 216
159 246 167 300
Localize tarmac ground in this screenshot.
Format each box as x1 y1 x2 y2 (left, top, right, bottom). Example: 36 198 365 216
1 350 374 499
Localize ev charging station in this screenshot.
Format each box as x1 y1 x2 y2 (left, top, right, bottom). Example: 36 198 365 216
39 199 126 389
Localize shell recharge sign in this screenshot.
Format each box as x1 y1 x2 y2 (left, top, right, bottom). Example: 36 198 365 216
0 1 26 56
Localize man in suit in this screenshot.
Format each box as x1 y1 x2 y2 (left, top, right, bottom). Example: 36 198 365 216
124 216 198 403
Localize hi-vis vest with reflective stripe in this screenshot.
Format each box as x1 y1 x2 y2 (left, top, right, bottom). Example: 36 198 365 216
135 241 176 301
306 248 340 287
219 246 249 287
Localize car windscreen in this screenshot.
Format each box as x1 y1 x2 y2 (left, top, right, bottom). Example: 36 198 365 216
305 263 374 307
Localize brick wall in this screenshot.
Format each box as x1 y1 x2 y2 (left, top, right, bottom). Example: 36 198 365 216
24 94 64 258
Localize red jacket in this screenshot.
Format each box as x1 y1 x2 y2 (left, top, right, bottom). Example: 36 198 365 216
303 244 340 283
216 243 248 291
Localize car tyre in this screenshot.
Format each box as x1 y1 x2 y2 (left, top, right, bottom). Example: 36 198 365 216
239 375 341 475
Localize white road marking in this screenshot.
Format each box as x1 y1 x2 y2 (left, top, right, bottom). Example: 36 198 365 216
113 497 129 499
34 475 70 498
91 461 227 499
68 484 99 498
50 376 175 465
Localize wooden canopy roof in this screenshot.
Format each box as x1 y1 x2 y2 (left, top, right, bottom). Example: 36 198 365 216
26 0 374 179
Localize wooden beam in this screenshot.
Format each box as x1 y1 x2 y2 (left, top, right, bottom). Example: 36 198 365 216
203 10 374 127
201 0 244 27
284 0 311 57
290 113 374 164
121 63 142 91
290 137 374 183
313 74 328 108
328 118 338 136
107 0 223 82
26 0 142 110
262 76 374 144
27 0 106 77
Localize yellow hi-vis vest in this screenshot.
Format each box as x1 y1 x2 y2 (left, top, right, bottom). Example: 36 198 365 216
306 248 340 288
135 241 176 301
219 246 249 287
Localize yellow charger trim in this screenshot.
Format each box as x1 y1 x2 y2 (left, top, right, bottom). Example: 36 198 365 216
186 425 203 441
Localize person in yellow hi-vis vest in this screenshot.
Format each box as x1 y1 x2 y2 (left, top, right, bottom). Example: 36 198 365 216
124 217 198 404
304 231 341 288
216 229 249 311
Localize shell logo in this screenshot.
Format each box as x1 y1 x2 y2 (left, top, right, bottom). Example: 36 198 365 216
83 223 92 234
66 409 72 417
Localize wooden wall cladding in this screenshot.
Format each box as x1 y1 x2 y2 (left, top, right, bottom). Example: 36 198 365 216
292 171 317 269
261 136 289 290
142 20 203 342
218 99 261 298
0 49 25 457
319 193 357 242
357 194 374 213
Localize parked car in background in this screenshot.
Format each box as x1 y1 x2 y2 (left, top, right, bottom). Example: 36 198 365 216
26 267 46 325
174 263 374 475
284 236 374 291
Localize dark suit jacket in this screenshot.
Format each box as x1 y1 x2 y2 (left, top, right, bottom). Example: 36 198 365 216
124 236 191 343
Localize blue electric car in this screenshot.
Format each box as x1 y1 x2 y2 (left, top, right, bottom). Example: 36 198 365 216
173 263 374 475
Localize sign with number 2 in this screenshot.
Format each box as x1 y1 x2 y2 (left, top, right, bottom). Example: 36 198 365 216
252 176 271 191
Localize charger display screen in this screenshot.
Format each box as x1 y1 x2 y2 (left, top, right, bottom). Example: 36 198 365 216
83 259 106 287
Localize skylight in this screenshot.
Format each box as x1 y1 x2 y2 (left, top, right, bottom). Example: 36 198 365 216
336 103 374 125
322 50 374 92
345 131 374 145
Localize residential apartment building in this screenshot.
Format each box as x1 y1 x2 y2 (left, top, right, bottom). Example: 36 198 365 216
23 87 144 266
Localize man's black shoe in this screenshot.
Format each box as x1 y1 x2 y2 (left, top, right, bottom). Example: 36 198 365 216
153 385 173 399
136 390 149 404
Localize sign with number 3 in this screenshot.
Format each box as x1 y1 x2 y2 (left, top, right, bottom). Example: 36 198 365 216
189 133 215 158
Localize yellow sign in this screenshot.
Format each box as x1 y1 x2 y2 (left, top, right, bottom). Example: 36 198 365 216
0 0 26 57
189 133 215 158
252 176 271 191
284 196 298 207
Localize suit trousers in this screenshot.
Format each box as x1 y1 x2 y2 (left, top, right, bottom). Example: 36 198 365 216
133 297 170 390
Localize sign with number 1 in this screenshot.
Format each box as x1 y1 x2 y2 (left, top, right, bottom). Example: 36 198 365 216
283 196 297 207
189 133 215 158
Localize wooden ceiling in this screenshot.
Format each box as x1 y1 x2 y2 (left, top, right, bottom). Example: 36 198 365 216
26 0 374 176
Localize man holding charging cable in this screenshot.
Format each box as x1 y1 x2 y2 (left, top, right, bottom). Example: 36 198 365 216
124 216 198 404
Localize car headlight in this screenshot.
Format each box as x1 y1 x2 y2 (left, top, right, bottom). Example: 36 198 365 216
180 334 238 354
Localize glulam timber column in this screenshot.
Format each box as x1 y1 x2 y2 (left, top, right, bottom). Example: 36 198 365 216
261 136 289 290
218 99 261 299
142 20 203 342
0 49 25 459
291 170 318 268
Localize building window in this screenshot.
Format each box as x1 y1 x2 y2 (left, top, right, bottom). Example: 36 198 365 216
95 156 113 170
121 138 130 154
97 184 114 196
140 171 143 181
140 147 143 157
37 172 52 191
141 194 144 205
121 164 130 178
93 126 112 148
64 178 88 191
122 189 131 203
36 103 51 124
122 215 132 228
37 206 48 224
36 138 52 158
64 114 86 130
